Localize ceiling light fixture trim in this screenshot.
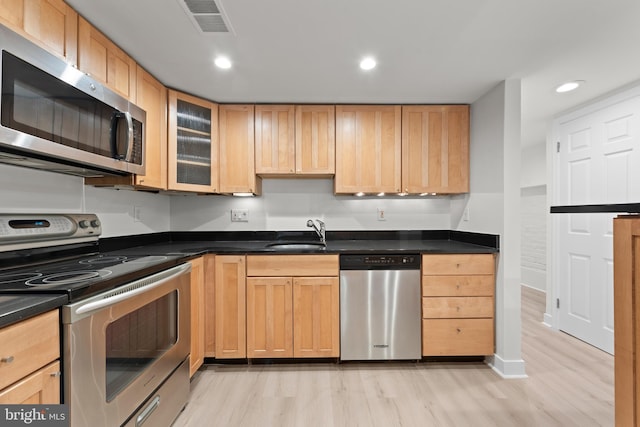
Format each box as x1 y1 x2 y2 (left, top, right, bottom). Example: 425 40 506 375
556 80 584 93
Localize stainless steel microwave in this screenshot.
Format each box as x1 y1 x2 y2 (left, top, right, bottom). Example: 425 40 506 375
0 24 145 177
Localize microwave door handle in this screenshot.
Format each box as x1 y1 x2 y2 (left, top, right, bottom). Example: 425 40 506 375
123 111 135 162
109 112 134 161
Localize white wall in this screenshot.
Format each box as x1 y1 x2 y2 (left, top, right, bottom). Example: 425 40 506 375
170 179 452 231
0 164 171 237
454 80 525 378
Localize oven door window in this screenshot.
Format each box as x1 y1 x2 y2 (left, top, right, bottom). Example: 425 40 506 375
105 290 178 402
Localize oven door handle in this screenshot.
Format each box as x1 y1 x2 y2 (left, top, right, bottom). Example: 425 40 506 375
70 263 190 319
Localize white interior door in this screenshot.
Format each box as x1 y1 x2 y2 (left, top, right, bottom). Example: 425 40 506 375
555 95 640 354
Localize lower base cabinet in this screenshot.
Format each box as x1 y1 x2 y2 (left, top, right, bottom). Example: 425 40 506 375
421 254 496 356
246 255 339 358
189 257 205 377
0 310 61 404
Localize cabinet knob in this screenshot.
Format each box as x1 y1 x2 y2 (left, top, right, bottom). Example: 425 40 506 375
456 306 460 312
50 371 62 378
1 356 14 364
456 328 461 333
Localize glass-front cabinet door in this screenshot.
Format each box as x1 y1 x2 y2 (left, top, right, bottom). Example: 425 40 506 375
168 90 218 192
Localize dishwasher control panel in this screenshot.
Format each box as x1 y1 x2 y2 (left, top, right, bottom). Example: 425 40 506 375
339 254 420 270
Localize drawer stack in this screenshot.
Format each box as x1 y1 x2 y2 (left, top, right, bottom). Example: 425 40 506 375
421 254 496 356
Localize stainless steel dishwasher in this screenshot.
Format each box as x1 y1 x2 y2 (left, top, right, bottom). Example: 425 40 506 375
340 254 421 360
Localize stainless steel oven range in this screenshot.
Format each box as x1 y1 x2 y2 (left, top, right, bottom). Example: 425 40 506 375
0 213 190 427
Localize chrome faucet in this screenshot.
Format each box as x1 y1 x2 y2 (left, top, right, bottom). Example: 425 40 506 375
307 219 326 245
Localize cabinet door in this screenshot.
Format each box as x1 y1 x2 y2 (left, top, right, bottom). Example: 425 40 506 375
77 17 136 101
133 66 167 190
219 104 261 194
168 90 219 192
204 254 216 358
246 277 293 358
293 277 339 357
189 257 205 377
295 105 335 176
335 105 401 194
0 361 60 404
255 105 295 175
402 105 469 194
214 256 246 358
0 0 77 65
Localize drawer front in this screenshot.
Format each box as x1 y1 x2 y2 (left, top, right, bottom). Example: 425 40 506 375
0 361 60 404
422 275 494 296
0 310 59 390
422 318 494 356
247 255 339 277
422 254 495 275
422 296 494 318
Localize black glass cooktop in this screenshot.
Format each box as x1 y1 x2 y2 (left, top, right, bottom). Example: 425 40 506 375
0 252 185 301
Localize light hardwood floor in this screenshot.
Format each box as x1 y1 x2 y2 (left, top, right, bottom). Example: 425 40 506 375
174 286 613 426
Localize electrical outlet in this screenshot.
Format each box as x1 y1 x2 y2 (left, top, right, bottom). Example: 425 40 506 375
231 209 249 222
377 208 386 221
133 206 142 222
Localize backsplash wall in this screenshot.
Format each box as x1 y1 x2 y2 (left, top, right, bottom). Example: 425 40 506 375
0 164 171 237
170 179 452 231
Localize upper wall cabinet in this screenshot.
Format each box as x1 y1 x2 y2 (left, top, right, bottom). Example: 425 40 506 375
335 105 402 194
168 90 219 193
402 105 469 194
296 105 335 176
255 105 295 175
255 105 336 177
0 0 78 65
219 104 262 195
77 17 136 101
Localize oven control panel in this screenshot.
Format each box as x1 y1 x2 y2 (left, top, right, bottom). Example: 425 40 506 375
339 254 421 270
0 213 101 249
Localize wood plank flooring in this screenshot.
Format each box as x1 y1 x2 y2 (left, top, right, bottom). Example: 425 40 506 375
173 286 613 426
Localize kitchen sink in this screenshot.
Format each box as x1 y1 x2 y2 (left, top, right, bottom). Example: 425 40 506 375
265 242 326 251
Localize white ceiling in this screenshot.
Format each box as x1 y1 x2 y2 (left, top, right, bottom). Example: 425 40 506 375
66 0 640 148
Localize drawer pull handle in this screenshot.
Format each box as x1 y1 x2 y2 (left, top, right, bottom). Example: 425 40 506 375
456 306 460 311
50 371 61 378
1 356 14 364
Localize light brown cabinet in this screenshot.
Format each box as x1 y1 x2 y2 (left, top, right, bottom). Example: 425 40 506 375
296 105 336 176
421 254 495 356
0 310 61 404
203 254 216 358
255 105 296 175
401 105 469 194
613 216 640 426
219 104 261 195
0 0 78 64
77 17 136 101
335 105 402 194
168 90 219 193
246 255 340 358
246 276 293 358
255 105 336 177
214 255 246 359
189 257 205 377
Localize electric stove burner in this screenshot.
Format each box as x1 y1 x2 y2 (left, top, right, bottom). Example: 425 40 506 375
25 269 112 286
79 255 129 265
0 272 43 284
123 256 168 264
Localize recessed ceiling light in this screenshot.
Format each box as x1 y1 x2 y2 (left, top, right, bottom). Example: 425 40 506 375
556 80 584 93
214 56 232 69
359 57 376 71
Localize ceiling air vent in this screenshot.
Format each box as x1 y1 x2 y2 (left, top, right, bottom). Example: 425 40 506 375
179 0 233 34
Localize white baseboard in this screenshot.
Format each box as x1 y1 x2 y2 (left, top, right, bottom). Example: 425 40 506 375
543 312 554 328
486 354 527 379
521 267 546 292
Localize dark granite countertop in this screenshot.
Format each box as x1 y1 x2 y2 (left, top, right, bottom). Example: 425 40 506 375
0 294 67 329
1 230 498 327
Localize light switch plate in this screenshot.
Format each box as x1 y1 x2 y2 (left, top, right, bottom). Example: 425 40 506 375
231 209 249 222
